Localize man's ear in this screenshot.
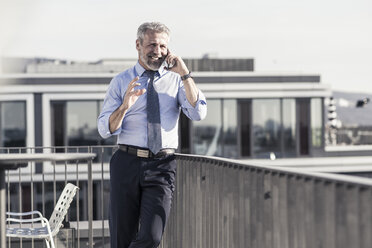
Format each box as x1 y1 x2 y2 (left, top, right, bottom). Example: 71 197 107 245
135 39 140 51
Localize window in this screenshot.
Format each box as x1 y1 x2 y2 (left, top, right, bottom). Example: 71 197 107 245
239 100 251 157
66 101 102 146
222 100 238 158
51 100 116 147
191 99 223 156
179 112 190 154
0 101 27 147
311 98 323 148
187 99 237 158
252 99 281 158
282 99 297 156
297 98 310 155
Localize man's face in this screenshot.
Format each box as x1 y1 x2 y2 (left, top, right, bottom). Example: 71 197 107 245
136 30 169 71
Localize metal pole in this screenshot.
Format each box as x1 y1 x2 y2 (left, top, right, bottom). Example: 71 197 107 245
88 157 94 247
100 147 104 246
0 170 6 248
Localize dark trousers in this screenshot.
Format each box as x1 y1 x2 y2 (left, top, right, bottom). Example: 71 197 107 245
109 149 176 248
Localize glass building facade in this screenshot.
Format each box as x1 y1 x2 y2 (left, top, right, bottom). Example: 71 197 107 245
0 101 27 147
0 96 325 159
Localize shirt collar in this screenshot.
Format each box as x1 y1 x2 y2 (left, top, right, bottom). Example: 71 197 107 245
135 61 168 77
135 62 146 77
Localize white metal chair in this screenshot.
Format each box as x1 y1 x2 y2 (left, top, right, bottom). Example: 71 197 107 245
6 183 79 248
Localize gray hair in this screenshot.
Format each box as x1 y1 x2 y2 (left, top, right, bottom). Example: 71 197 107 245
137 22 170 43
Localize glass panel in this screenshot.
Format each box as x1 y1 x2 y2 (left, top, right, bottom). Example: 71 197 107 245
51 100 116 148
66 101 98 146
311 98 323 148
192 99 222 156
223 100 238 158
52 101 66 148
252 99 281 158
297 98 310 155
0 101 27 147
179 112 190 154
239 100 251 157
282 99 297 157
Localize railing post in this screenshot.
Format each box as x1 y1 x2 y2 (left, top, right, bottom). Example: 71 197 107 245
88 155 94 247
0 170 5 248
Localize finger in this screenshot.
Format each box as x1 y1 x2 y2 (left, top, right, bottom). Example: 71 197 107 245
134 88 146 96
127 82 141 93
128 76 139 87
130 76 139 86
167 55 177 68
165 49 172 67
131 76 140 83
126 76 139 91
168 55 176 65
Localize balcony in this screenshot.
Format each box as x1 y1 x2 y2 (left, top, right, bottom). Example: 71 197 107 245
1 146 372 248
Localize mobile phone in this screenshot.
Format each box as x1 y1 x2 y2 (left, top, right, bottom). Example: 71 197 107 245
164 50 176 70
165 60 174 70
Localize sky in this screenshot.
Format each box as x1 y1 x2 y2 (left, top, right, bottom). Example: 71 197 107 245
1 0 371 94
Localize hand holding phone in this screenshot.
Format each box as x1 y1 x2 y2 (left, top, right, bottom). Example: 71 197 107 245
163 49 190 77
164 49 176 70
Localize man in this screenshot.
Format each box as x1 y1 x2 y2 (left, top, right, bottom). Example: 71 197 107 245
97 22 207 248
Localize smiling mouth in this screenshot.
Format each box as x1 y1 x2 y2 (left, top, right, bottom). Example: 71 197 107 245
148 56 166 66
149 56 163 61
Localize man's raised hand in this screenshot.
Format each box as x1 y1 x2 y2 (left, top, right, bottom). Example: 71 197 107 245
122 76 146 110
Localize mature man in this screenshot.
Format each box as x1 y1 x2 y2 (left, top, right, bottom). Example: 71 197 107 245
98 22 207 248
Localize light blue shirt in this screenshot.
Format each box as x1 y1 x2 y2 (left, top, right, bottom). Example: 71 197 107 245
98 62 207 149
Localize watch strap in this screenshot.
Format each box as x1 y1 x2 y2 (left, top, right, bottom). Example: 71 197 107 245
181 72 192 81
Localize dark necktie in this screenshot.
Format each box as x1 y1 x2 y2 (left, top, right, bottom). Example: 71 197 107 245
146 70 162 155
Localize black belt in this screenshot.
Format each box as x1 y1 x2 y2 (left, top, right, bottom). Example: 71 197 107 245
119 145 175 159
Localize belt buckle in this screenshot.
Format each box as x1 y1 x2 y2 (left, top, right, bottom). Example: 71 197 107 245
137 149 149 158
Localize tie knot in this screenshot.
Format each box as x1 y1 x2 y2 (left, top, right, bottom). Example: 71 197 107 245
145 70 156 78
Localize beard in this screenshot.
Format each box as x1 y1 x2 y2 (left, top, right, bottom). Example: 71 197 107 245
139 50 166 71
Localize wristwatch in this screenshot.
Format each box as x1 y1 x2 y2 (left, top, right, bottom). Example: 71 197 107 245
181 72 192 81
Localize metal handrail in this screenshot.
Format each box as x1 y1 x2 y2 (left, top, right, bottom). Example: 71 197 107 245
3 147 372 248
176 153 372 187
0 153 96 163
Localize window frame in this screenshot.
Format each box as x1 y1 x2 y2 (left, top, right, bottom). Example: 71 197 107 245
0 94 34 148
42 93 105 148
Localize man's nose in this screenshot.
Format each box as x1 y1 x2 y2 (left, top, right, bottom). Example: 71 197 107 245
153 46 161 55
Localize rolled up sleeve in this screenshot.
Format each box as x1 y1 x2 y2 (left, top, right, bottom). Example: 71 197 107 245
97 77 123 138
178 86 207 121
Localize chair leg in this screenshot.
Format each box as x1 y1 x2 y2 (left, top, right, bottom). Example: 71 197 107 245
49 234 56 248
44 238 51 248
